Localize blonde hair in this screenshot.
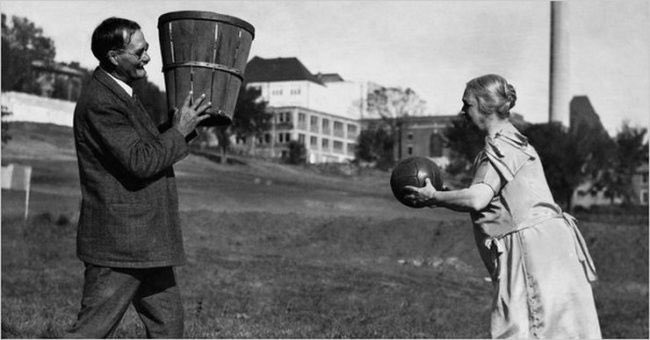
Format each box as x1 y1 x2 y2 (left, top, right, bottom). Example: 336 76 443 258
465 74 517 118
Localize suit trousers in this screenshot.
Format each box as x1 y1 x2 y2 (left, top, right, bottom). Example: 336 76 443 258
65 263 184 338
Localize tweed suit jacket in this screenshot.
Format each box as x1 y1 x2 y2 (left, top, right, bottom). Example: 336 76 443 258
73 67 188 268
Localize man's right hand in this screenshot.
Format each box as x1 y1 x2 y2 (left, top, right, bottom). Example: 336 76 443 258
172 91 212 137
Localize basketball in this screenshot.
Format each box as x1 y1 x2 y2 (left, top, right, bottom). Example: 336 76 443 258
390 157 443 208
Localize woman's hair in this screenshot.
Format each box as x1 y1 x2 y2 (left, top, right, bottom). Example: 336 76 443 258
465 74 517 118
91 17 141 69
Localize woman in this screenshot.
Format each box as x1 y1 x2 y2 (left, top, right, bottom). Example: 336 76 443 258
405 74 601 339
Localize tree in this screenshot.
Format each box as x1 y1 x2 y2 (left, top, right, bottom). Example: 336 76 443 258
213 125 231 164
366 86 426 164
525 123 583 209
230 86 271 154
525 120 616 211
286 140 307 165
1 14 56 93
596 122 648 204
198 85 269 164
355 124 394 170
443 113 486 184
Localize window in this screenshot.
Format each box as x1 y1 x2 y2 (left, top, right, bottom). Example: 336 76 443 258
347 124 358 139
322 119 330 134
298 133 305 144
322 138 330 150
290 87 301 95
310 116 319 132
297 113 307 130
333 121 344 137
407 132 414 140
642 173 648 184
276 111 292 123
347 143 356 156
271 88 283 96
407 145 413 155
642 190 648 205
310 136 318 147
333 140 344 152
264 133 271 144
429 132 444 157
277 133 291 143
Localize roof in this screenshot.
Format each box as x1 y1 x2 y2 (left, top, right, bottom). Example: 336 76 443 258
31 60 85 78
244 56 323 85
360 115 456 124
315 72 344 83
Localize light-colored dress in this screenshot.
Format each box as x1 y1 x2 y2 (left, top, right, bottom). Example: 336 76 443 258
471 124 601 339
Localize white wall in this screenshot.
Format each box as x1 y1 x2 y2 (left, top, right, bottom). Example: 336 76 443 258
1 91 75 127
248 79 374 121
249 80 313 108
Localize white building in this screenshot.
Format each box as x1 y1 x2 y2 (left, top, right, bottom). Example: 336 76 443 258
243 56 378 163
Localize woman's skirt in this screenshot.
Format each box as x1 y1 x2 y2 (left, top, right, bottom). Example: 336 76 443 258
482 215 602 339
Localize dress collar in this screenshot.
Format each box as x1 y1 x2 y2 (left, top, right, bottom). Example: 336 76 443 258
487 123 528 147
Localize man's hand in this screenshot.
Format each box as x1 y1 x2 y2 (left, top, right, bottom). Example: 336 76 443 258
172 91 212 137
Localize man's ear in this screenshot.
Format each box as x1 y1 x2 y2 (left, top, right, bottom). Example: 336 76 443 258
107 51 120 66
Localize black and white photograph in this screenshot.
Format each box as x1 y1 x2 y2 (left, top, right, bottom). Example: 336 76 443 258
1 0 648 338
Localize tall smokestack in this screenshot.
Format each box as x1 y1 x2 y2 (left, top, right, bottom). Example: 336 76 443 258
549 1 570 127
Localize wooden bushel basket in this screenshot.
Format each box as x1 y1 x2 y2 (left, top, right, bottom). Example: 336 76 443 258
158 11 255 126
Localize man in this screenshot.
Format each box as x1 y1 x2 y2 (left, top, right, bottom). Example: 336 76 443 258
65 17 210 338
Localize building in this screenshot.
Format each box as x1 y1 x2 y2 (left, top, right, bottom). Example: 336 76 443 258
397 115 456 168
241 55 456 164
255 106 360 163
243 56 373 163
361 115 456 168
31 60 85 101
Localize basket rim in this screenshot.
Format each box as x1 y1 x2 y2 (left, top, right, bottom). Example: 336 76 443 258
158 11 255 38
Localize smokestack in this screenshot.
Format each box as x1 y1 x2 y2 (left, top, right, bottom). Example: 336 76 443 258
549 1 570 127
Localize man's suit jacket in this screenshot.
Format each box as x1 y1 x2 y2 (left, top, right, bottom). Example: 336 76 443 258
73 67 188 268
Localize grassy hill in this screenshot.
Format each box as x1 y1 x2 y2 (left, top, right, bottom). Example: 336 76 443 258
1 122 647 338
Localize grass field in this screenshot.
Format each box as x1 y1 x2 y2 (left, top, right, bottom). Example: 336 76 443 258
1 122 648 338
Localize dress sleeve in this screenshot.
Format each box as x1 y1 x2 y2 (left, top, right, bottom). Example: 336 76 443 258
479 135 536 187
472 156 504 195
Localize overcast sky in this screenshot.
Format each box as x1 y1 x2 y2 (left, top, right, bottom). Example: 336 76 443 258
1 0 648 135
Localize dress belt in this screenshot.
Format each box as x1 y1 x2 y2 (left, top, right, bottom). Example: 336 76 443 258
485 212 598 282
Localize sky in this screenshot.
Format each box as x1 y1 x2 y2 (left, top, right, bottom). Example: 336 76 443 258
1 0 648 135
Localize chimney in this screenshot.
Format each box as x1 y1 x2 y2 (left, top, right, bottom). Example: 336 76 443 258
549 1 571 127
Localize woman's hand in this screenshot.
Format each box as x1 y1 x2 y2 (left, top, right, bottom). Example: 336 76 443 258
403 178 439 208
